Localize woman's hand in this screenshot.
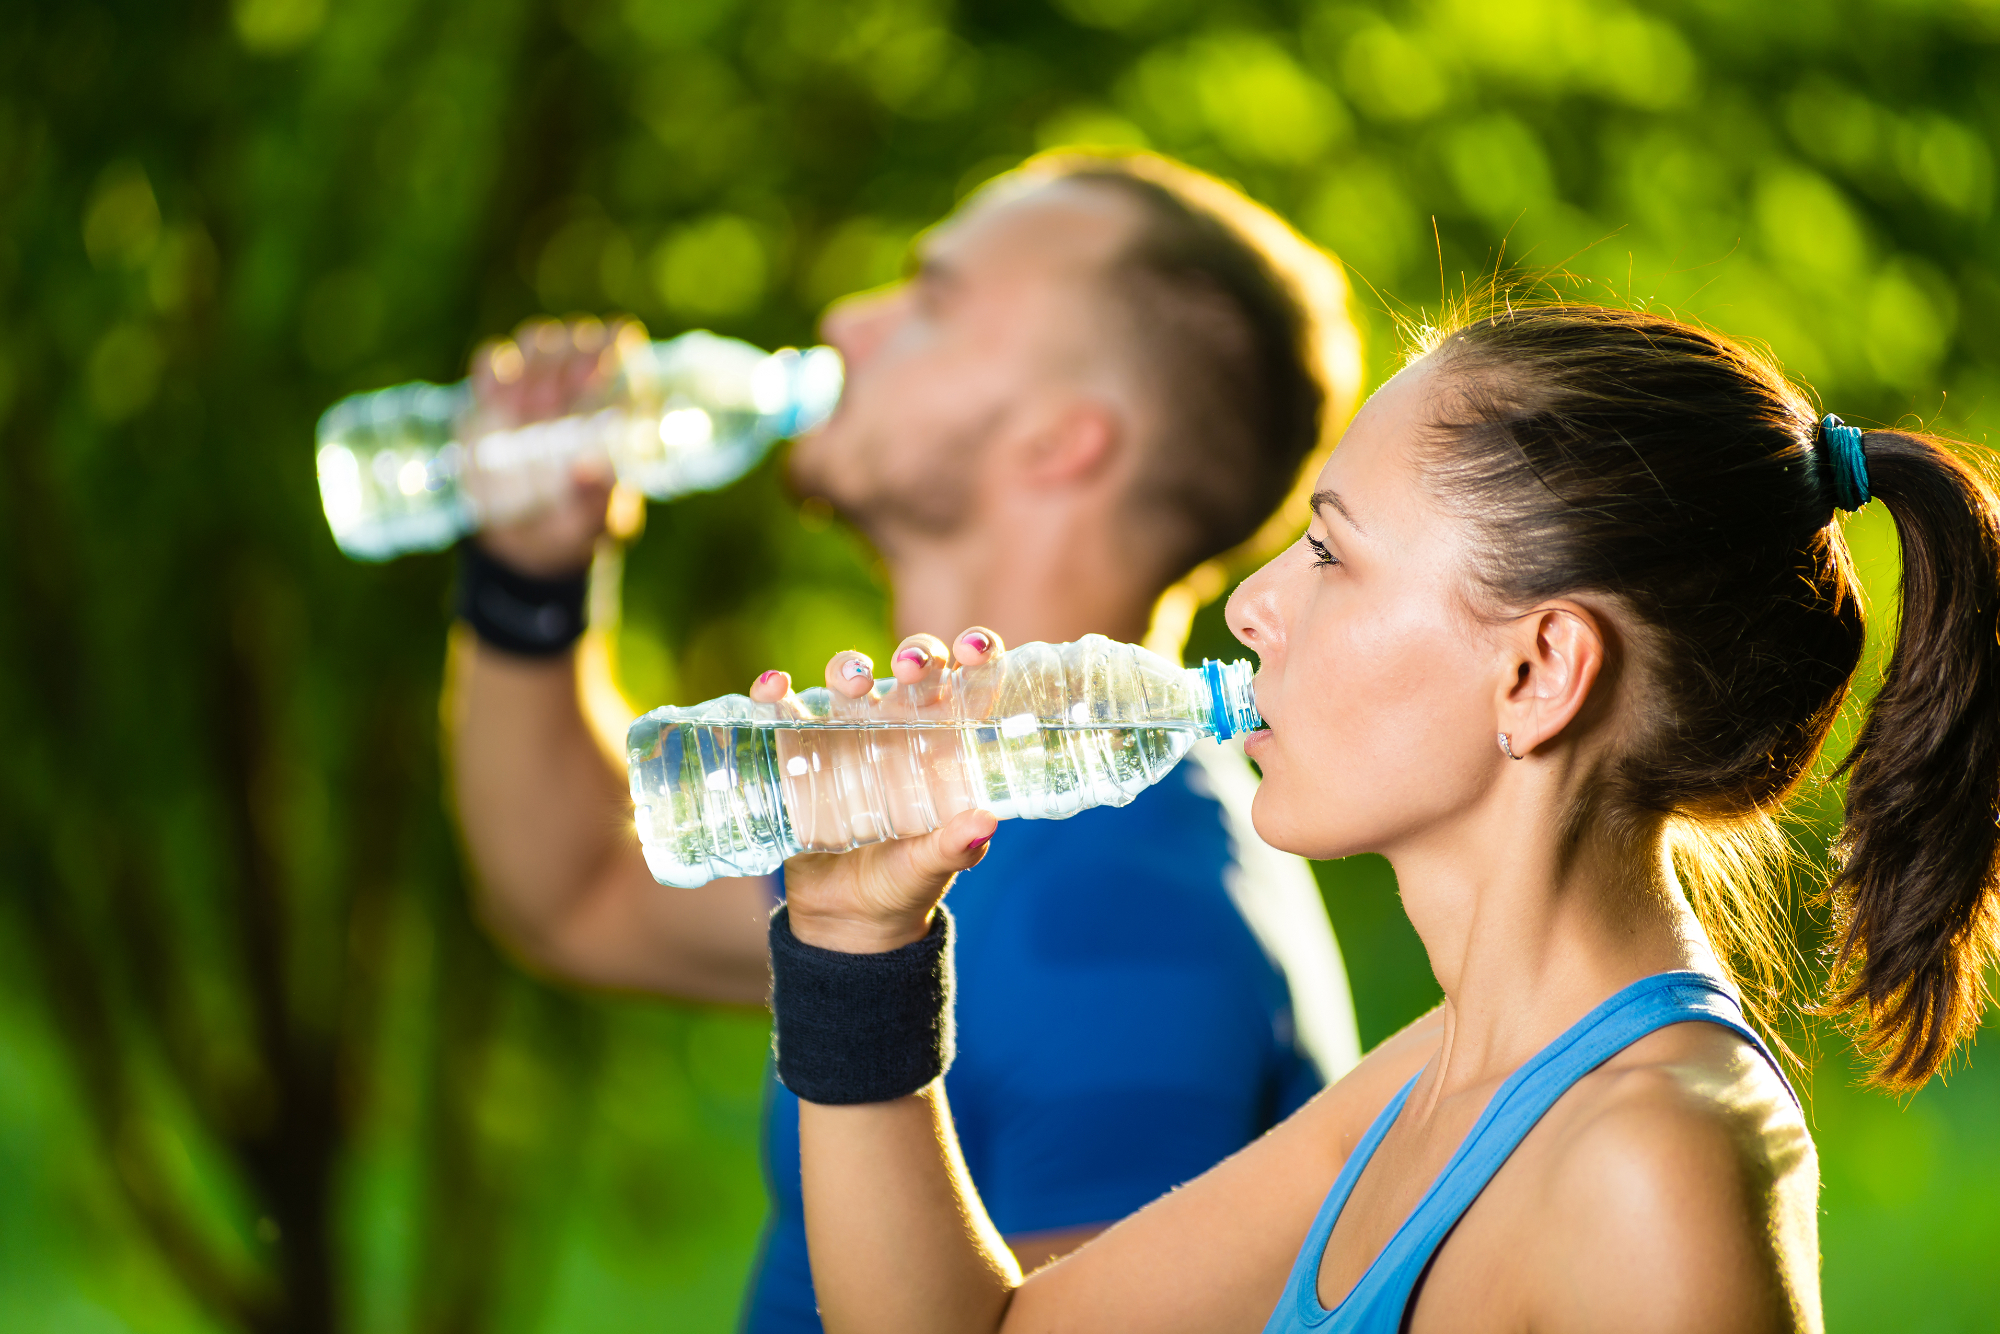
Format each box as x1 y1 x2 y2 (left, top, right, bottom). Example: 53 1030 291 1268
752 628 1005 955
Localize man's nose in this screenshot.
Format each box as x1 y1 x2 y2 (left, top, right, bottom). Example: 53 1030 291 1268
820 287 900 370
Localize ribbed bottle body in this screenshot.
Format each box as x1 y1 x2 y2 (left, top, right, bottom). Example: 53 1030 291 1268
315 331 841 561
626 635 1262 888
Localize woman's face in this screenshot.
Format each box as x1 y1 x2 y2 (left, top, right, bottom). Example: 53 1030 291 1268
1230 357 1511 861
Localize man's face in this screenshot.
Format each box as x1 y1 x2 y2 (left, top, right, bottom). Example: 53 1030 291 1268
788 178 1138 544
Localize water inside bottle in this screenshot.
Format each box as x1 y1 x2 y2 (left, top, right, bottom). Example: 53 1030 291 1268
627 714 1206 887
316 382 474 560
625 640 1258 887
315 334 842 562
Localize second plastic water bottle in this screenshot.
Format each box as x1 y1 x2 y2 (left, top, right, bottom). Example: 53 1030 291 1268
625 635 1263 888
315 328 842 561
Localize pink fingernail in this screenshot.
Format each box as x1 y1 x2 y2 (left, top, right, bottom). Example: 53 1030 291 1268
965 833 992 852
842 657 872 679
961 631 991 655
894 647 928 669
756 670 783 686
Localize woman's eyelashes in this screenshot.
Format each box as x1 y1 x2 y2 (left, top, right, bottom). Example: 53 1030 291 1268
1306 534 1339 569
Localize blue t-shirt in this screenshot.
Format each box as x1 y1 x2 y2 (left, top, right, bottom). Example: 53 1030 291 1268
744 763 1325 1333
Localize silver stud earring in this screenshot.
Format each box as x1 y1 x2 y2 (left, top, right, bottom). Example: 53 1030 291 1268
1498 732 1522 761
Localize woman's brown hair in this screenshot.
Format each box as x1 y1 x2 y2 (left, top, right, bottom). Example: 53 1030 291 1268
1419 301 2000 1088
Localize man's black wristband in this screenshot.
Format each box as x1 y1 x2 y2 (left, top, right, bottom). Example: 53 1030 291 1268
769 905 955 1105
455 541 589 657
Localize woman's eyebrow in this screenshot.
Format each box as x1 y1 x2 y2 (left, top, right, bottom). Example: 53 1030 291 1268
1311 489 1365 535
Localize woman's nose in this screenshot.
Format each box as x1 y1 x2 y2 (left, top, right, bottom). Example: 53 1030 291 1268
1225 559 1285 652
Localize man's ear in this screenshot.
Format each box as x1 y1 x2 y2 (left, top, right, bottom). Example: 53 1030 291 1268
1495 602 1607 759
1020 399 1121 487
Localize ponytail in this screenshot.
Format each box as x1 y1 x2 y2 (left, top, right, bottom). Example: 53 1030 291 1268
1831 429 2000 1087
1417 300 1999 1088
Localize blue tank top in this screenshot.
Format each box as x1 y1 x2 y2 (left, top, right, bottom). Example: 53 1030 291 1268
1262 971 1797 1334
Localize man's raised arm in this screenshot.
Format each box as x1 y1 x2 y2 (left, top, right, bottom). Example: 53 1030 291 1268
445 320 771 1006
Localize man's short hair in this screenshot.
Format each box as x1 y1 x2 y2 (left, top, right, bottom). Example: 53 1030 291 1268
1017 149 1364 583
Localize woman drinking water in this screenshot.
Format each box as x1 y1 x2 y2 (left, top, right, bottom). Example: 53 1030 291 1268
737 303 2000 1333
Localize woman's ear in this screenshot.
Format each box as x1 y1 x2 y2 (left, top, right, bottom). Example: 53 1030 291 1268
1495 602 1607 759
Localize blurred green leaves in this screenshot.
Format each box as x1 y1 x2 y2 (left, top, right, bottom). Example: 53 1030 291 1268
86 321 164 421
1442 113 1554 225
233 0 328 55
1127 32 1350 165
1333 20 1450 122
300 270 387 372
83 163 161 271
653 215 771 317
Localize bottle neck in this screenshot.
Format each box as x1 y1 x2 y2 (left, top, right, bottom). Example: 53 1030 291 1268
1185 659 1264 740
755 344 843 436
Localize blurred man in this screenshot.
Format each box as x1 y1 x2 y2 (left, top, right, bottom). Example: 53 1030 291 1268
449 151 1364 1333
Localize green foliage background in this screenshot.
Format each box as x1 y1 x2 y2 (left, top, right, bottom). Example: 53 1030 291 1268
2 0 1997 1329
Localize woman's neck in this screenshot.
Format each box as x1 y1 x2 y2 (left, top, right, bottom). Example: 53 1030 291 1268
1389 789 1719 1100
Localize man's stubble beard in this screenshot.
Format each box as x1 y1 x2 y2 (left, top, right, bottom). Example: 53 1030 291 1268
791 406 1004 554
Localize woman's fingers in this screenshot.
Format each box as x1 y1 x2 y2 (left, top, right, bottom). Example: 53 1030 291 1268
952 626 1003 667
749 669 792 703
786 809 1000 953
823 630 998 703
826 650 875 698
919 808 999 873
862 809 1000 918
889 633 952 684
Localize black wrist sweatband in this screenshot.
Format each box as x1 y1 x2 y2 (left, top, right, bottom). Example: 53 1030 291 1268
455 541 589 656
769 905 955 1105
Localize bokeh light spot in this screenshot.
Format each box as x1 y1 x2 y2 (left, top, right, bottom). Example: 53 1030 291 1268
1865 258 1956 389
653 215 768 318
1036 106 1150 151
1304 158 1419 285
83 161 160 270
1442 114 1553 225
1189 31 1347 166
232 0 326 54
1339 23 1450 122
87 323 164 422
1898 113 1993 217
804 217 915 310
1755 166 1868 288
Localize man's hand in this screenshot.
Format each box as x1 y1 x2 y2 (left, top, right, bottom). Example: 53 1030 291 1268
467 316 637 577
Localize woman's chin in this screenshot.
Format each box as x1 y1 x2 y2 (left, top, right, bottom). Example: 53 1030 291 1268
1248 781 1372 863
1245 783 1309 853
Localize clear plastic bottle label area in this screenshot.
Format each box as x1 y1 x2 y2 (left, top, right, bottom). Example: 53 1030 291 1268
626 636 1263 887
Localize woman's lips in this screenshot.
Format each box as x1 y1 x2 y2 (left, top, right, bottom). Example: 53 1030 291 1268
1242 726 1273 756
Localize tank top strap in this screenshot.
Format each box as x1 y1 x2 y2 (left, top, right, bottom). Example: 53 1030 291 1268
1261 1073 1419 1331
1261 971 1794 1334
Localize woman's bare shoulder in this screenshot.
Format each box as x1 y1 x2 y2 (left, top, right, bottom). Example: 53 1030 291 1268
1530 1022 1821 1334
1291 1003 1445 1147
1000 1007 1446 1333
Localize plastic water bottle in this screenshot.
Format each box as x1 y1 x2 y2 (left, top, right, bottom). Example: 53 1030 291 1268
625 635 1264 888
315 330 843 561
